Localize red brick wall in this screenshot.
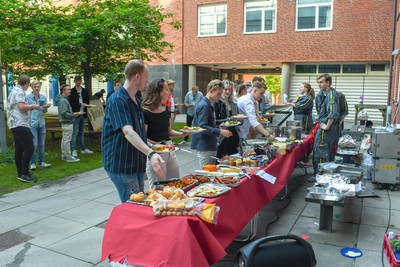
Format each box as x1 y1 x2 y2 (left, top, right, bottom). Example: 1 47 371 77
182 0 393 64
150 0 183 65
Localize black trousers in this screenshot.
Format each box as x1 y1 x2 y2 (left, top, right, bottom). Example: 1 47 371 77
184 115 193 141
11 126 34 176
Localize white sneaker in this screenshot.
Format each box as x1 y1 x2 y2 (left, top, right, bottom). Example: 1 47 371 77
66 156 80 162
30 163 37 170
81 149 94 154
72 150 78 157
178 141 187 145
40 162 51 168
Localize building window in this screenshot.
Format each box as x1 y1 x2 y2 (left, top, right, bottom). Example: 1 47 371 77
244 0 276 33
371 64 386 71
296 0 332 31
295 64 317 73
343 64 366 73
319 64 340 73
198 4 227 36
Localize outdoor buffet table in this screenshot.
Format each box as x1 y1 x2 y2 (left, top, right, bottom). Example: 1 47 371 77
101 136 312 267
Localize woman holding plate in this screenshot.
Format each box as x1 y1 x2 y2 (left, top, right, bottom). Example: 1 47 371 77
214 80 240 158
142 78 188 188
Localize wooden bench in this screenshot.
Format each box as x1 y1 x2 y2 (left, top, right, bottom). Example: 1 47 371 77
45 116 101 142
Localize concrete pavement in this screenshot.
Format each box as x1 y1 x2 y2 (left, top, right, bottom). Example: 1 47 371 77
1 118 399 266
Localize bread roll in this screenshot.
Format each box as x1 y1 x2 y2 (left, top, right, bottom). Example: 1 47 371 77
161 191 172 199
130 193 144 202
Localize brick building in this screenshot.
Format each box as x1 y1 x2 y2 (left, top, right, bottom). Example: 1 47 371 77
150 0 395 125
22 0 396 125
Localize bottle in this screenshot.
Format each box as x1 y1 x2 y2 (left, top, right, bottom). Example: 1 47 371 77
389 231 395 240
283 93 289 104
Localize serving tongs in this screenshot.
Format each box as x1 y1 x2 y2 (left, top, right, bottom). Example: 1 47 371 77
153 178 180 186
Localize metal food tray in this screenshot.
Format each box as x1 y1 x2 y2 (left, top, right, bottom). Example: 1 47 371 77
154 178 199 192
187 183 231 198
335 165 363 184
308 187 343 201
213 178 241 187
127 200 150 207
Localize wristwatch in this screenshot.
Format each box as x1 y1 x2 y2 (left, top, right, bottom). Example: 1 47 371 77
148 151 157 160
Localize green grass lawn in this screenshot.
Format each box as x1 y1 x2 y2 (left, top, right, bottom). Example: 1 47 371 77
0 122 186 196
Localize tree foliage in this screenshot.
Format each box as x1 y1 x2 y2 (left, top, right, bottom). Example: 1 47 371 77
265 75 282 96
0 0 180 93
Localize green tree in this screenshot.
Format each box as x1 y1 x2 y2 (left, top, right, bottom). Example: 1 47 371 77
265 75 282 97
0 0 180 94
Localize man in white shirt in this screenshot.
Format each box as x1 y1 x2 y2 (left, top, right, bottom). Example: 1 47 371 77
237 82 275 140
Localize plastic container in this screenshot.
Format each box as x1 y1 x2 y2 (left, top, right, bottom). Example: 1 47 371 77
384 233 400 267
203 164 217 172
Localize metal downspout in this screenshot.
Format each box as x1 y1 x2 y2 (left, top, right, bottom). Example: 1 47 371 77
388 0 398 105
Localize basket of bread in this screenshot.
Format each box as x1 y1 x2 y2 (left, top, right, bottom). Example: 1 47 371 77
128 186 204 207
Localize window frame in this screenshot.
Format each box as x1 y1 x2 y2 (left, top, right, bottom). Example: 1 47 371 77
198 4 227 37
295 0 333 32
243 0 277 34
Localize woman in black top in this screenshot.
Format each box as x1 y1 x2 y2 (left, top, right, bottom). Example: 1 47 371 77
142 78 187 188
214 80 240 158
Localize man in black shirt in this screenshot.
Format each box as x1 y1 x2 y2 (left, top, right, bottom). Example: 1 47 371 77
68 75 94 156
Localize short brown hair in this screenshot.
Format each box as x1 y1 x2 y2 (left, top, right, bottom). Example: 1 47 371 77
124 60 147 81
60 84 70 94
252 81 266 90
18 74 30 86
252 76 265 84
317 73 332 85
206 79 223 92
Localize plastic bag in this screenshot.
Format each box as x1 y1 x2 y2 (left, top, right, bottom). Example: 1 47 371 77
152 199 200 217
193 203 220 224
152 200 220 224
318 162 340 172
360 134 371 150
358 109 368 120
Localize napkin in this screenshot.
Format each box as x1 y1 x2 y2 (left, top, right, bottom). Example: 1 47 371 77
256 170 276 184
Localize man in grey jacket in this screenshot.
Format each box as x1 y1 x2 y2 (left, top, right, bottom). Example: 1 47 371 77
57 84 80 162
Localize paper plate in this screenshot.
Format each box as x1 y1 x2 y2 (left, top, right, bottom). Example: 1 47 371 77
340 247 363 258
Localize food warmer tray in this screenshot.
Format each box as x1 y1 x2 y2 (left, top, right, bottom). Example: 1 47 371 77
187 183 231 198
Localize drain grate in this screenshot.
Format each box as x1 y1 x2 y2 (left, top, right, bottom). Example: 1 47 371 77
0 230 32 252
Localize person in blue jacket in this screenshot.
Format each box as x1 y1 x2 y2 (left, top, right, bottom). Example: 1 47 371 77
190 79 232 168
289 82 315 133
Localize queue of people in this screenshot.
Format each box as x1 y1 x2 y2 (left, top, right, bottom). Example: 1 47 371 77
6 66 347 205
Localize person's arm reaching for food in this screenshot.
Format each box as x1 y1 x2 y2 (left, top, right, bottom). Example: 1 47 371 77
122 125 164 177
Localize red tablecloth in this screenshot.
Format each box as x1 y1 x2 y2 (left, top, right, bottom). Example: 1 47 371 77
101 136 312 267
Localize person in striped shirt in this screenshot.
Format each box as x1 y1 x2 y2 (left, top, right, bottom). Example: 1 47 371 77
102 60 164 202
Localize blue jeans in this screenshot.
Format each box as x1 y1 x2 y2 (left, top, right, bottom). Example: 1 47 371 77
106 171 145 203
30 125 46 164
72 115 87 151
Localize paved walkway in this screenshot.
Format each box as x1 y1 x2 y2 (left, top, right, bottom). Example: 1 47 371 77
1 138 399 266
